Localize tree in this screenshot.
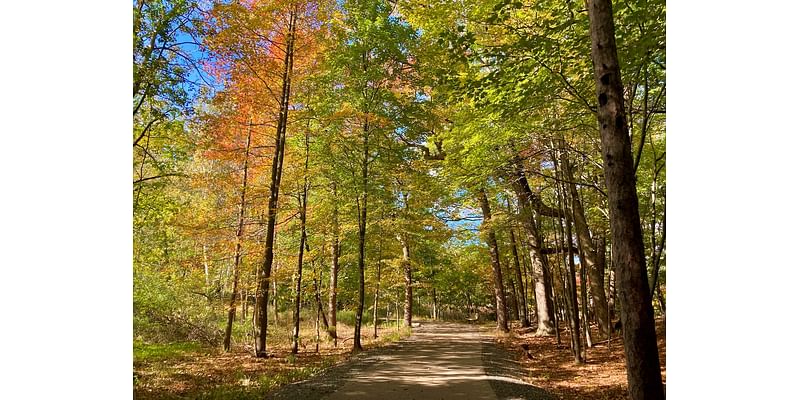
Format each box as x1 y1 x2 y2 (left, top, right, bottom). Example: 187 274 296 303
477 188 509 333
223 122 252 351
587 0 664 397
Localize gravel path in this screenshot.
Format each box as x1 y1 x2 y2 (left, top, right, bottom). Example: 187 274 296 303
266 322 555 400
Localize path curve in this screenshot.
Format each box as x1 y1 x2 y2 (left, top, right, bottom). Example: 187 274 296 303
268 322 555 400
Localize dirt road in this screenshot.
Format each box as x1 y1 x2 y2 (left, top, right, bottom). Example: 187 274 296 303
268 322 555 400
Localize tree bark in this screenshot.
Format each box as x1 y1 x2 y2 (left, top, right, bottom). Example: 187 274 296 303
558 140 610 337
587 0 664 397
328 182 339 343
273 278 279 325
510 160 555 335
256 8 296 358
312 261 330 336
291 127 310 355
432 287 438 320
478 188 509 333
372 231 383 339
353 116 369 353
401 234 413 327
506 262 520 321
606 244 615 321
561 192 584 363
223 124 252 352
508 206 531 327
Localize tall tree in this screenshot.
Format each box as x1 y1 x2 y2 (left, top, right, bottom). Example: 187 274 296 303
400 232 413 327
328 182 340 342
477 188 509 333
507 201 530 327
558 139 611 337
223 123 253 351
587 0 664 397
291 125 311 355
510 159 556 335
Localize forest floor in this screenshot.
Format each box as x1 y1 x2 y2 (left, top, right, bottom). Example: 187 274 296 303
133 322 411 400
134 317 666 399
495 316 667 400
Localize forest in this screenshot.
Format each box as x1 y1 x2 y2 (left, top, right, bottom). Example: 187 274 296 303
133 0 665 398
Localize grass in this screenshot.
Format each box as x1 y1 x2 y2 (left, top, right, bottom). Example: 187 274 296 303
134 317 411 400
134 341 208 363
191 361 335 400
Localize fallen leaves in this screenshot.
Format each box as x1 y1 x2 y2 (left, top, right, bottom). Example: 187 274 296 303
497 317 666 400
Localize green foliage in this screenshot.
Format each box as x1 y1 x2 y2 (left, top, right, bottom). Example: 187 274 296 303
133 341 206 363
133 0 666 395
133 270 223 345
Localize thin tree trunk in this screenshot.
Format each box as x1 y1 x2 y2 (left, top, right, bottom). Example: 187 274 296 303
587 0 664 396
550 244 567 348
353 115 369 353
432 287 438 320
649 205 666 300
580 249 593 349
559 189 583 363
401 234 413 327
508 227 530 326
315 268 321 353
328 182 339 343
607 246 616 321
242 288 247 320
273 276 279 325
256 8 296 358
478 188 509 333
506 263 520 321
291 126 310 355
373 231 383 339
558 139 610 337
519 234 536 326
313 261 330 333
224 124 252 352
203 244 210 290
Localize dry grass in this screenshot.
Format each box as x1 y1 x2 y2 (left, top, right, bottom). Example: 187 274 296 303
497 317 666 400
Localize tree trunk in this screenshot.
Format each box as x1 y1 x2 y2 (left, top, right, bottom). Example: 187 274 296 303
478 188 509 333
401 234 413 327
256 8 296 358
272 278 279 325
580 251 593 349
519 234 537 326
509 226 529 326
372 235 383 339
241 288 247 320
353 116 369 353
312 262 330 335
506 263 520 321
561 198 584 363
291 127 310 355
607 245 616 321
203 244 210 290
224 124 252 352
328 182 339 343
315 269 321 354
558 140 610 337
587 0 664 397
510 160 555 335
432 287 438 321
